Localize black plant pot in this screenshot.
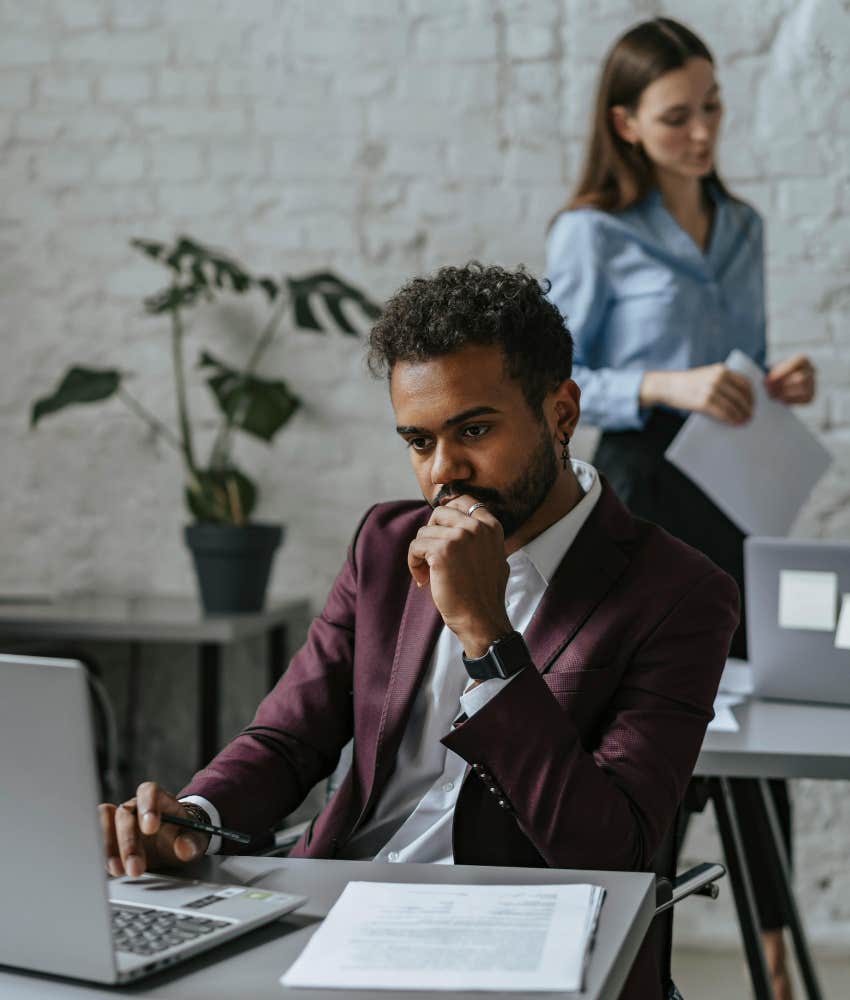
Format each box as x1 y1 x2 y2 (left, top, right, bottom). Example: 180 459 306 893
184 522 284 614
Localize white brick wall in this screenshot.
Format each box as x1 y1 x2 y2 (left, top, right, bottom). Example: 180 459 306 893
1 0 849 951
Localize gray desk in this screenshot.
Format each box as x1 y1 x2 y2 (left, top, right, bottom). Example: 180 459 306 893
0 857 656 1000
697 697 850 780
692 666 850 1000
0 594 309 771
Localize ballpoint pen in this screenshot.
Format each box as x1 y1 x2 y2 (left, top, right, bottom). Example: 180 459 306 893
159 811 252 846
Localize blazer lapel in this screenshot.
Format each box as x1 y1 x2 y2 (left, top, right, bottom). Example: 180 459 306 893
525 483 633 672
356 578 443 819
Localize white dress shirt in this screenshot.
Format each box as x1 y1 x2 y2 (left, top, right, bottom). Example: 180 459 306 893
187 460 601 861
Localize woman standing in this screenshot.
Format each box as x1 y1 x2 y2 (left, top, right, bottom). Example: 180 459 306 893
546 18 815 1000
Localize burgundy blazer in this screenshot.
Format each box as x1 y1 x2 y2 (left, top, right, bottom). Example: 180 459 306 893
182 480 738 999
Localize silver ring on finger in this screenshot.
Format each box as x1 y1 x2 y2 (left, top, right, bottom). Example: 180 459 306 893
466 502 487 517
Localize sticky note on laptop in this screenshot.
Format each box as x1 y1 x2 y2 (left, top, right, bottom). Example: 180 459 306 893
834 595 850 649
778 570 838 631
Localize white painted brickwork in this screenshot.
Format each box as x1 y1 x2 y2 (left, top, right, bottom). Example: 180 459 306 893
1 0 848 950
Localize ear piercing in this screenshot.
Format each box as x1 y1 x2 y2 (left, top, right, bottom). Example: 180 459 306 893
560 433 570 471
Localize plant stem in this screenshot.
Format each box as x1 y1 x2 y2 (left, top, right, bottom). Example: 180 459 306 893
245 283 291 374
170 302 198 475
208 283 291 471
225 476 244 525
117 387 183 455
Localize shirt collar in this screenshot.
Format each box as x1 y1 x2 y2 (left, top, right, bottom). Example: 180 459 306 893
642 184 727 271
509 460 601 585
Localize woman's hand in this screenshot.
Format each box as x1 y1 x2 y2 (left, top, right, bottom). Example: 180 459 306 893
765 354 816 405
640 365 754 425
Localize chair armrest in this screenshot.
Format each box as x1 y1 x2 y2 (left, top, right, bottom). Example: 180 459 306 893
258 820 310 858
655 862 726 915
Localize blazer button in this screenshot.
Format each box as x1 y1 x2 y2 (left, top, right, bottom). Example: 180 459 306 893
472 763 485 774
488 785 500 795
498 799 510 811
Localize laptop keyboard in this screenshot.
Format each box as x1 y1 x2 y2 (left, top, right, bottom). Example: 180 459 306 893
111 904 229 956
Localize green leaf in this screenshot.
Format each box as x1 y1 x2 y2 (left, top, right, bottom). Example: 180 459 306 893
186 466 257 523
142 283 206 315
169 236 253 294
165 236 208 274
199 351 299 442
287 271 383 336
31 367 122 426
132 235 280 308
130 237 167 261
258 277 279 300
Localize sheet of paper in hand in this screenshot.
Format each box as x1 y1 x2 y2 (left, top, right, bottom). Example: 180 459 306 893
665 349 831 537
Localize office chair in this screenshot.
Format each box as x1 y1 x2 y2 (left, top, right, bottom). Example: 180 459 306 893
651 801 727 999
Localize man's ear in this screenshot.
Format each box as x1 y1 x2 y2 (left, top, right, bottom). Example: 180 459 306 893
610 105 639 145
551 379 581 439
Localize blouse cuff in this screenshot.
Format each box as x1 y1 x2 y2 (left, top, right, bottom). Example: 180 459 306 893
582 368 647 430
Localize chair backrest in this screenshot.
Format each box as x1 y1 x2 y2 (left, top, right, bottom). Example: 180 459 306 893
649 806 689 991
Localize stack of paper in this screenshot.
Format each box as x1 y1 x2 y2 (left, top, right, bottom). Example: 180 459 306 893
281 880 606 993
709 693 745 732
708 659 754 733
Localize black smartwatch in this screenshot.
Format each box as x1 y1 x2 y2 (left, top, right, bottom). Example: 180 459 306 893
462 630 532 681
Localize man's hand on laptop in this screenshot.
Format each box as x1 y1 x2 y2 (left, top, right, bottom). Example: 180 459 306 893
99 782 210 878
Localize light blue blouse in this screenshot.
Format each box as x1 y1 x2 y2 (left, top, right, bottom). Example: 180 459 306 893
545 188 766 431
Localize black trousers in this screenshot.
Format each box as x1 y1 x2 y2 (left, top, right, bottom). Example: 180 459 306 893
594 410 792 930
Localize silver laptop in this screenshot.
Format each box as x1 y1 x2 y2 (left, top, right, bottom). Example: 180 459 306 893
0 653 306 984
745 538 850 706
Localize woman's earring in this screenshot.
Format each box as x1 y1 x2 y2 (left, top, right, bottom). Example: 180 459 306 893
560 433 570 471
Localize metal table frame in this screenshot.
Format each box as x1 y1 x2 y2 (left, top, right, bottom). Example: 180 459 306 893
695 688 850 1000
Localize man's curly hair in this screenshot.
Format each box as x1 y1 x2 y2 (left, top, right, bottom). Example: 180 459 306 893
367 262 573 414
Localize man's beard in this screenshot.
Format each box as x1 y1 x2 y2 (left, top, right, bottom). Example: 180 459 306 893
430 423 559 539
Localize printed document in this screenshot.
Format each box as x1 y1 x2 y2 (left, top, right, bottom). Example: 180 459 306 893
280 880 605 992
665 350 831 536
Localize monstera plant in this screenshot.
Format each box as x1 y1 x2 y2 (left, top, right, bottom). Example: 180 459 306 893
32 236 382 612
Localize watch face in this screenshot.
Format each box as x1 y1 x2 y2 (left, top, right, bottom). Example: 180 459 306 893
463 631 530 680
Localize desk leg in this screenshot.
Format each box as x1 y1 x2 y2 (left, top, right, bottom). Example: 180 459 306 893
267 624 287 692
711 777 775 999
198 643 221 771
758 778 824 1000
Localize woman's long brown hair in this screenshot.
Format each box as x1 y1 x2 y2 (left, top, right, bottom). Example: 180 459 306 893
565 17 734 215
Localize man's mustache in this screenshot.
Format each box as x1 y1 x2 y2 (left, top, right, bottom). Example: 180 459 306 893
430 483 503 510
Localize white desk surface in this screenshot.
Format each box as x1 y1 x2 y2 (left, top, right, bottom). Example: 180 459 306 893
0 858 656 1000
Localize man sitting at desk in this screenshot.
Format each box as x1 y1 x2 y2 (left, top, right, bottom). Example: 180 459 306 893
101 263 738 998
